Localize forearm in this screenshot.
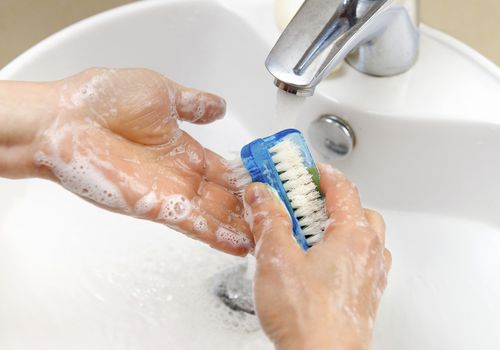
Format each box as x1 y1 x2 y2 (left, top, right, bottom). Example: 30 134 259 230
0 80 56 178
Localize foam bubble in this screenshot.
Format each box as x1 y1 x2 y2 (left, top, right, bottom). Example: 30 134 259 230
34 150 127 210
157 195 192 223
134 191 159 215
216 226 251 248
193 216 208 232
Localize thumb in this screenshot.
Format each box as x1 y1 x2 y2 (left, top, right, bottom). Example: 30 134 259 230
244 183 300 258
175 84 226 125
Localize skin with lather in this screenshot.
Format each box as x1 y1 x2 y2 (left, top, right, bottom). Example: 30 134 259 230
0 68 392 350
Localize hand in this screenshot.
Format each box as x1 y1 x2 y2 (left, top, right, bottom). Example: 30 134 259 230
0 68 252 256
243 164 392 350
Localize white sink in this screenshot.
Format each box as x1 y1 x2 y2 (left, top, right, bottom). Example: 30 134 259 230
1 0 499 349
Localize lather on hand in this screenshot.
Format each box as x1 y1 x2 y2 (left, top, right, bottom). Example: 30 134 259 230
0 68 253 256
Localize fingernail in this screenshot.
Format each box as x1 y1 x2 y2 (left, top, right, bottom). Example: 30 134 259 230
245 183 271 206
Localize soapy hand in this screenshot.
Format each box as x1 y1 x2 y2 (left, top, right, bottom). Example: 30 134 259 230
0 68 252 256
244 164 392 350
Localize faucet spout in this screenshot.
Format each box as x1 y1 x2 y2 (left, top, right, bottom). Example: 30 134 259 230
266 0 419 96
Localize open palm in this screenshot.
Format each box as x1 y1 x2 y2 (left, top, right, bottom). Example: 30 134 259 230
34 68 252 256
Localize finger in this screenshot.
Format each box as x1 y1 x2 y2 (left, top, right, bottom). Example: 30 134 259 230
146 173 251 256
133 190 252 256
244 183 301 258
376 248 392 294
175 85 226 124
155 139 242 192
364 208 386 245
171 205 253 257
204 149 241 191
383 248 392 274
150 132 241 193
198 181 243 214
151 131 207 174
318 163 365 233
134 184 252 256
193 196 246 229
38 117 251 257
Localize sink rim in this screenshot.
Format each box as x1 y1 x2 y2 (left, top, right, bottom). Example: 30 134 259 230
1 0 498 128
0 0 498 81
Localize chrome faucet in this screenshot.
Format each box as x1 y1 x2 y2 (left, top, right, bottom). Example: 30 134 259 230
266 0 419 96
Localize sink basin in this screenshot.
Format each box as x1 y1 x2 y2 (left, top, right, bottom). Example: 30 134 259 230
1 0 499 349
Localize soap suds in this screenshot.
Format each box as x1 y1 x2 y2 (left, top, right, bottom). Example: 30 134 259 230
242 201 254 231
157 195 192 223
35 150 127 210
216 225 251 248
193 216 208 232
69 71 114 109
134 191 159 215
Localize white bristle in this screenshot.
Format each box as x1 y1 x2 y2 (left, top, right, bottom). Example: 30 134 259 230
226 158 252 193
227 139 327 246
269 139 327 245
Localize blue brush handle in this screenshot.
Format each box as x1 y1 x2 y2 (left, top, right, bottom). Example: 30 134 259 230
240 129 315 251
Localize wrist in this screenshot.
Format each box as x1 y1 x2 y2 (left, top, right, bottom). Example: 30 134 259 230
276 338 364 350
274 332 335 350
274 325 369 350
0 80 57 178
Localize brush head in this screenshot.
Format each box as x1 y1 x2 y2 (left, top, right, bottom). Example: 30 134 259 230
231 129 327 249
269 139 327 245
